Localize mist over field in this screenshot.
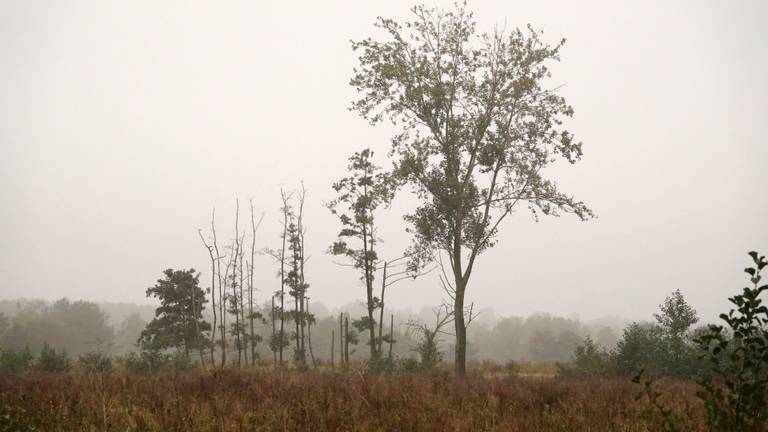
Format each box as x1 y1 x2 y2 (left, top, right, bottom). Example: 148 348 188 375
1 0 766 325
1 2 767 430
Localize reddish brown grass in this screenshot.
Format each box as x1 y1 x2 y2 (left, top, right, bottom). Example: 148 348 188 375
0 370 705 431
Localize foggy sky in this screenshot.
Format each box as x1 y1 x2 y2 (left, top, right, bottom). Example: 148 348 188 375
1 0 766 323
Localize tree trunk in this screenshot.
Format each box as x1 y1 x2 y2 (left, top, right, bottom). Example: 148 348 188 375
454 279 467 376
388 313 394 361
306 299 316 369
344 315 350 367
338 313 344 368
377 262 387 354
330 329 335 371
271 296 277 366
278 191 288 366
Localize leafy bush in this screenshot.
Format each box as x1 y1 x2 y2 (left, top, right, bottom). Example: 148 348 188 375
693 251 768 430
565 289 703 378
633 251 768 431
368 355 395 373
169 351 195 371
37 343 71 372
123 351 154 373
123 350 196 374
399 357 421 373
612 322 666 374
0 347 33 374
559 336 610 378
78 351 113 373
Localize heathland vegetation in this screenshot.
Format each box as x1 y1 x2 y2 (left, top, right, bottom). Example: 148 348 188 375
1 3 766 431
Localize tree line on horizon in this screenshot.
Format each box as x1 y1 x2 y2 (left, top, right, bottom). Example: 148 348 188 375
0 295 628 370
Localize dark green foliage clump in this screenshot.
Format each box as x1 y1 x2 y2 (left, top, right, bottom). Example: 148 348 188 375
559 336 609 378
36 343 71 372
78 351 112 373
0 347 33 374
630 251 768 432
123 350 195 374
563 289 702 379
693 251 768 430
139 268 211 356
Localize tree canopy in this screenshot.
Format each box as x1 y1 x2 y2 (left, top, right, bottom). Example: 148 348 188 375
139 269 210 357
350 3 592 374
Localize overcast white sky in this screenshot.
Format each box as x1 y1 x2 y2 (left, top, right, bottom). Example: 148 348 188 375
1 0 766 322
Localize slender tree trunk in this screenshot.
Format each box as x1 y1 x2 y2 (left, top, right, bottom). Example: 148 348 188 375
279 198 288 366
296 184 308 367
233 201 244 369
214 223 226 369
344 315 350 366
377 261 387 353
338 313 344 368
199 223 217 367
294 294 301 362
454 278 467 376
299 295 306 365
248 200 261 368
330 329 335 371
388 313 394 360
360 196 377 361
271 296 277 366
452 230 467 376
237 242 245 368
306 299 316 369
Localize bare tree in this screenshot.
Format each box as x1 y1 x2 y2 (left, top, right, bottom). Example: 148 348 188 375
406 304 455 370
247 199 265 367
198 210 218 366
198 207 228 368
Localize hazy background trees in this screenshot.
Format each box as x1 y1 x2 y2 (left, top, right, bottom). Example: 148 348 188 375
0 299 113 356
0 297 624 367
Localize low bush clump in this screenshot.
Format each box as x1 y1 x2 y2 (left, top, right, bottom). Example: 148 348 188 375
36 343 71 372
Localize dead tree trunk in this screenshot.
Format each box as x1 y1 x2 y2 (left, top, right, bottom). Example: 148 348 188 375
306 299 316 369
271 295 277 365
278 188 290 366
330 329 335 371
211 213 226 369
377 261 387 354
338 313 344 368
344 315 350 367
232 201 243 368
248 200 263 368
198 216 218 367
388 314 394 361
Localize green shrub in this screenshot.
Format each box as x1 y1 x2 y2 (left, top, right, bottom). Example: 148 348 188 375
694 251 768 430
0 347 33 374
368 355 395 373
78 351 113 373
37 343 71 372
123 350 196 374
567 289 703 379
399 357 421 373
123 351 153 373
169 351 195 371
633 251 768 431
559 336 610 378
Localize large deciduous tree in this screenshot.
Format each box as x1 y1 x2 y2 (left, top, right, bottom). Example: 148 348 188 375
350 4 593 375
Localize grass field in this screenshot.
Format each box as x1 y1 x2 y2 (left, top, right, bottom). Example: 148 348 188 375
0 366 706 431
